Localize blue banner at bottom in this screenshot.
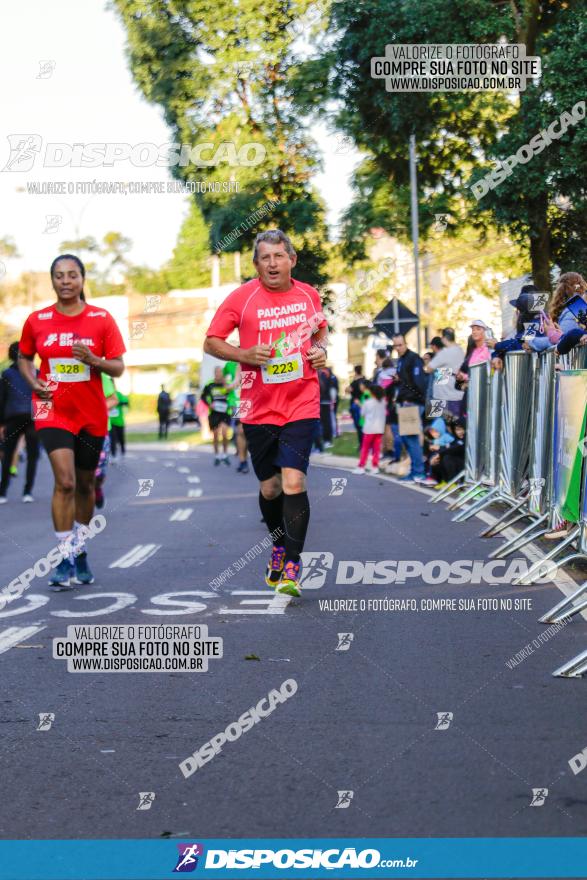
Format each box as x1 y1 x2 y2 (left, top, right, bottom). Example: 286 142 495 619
0 838 585 880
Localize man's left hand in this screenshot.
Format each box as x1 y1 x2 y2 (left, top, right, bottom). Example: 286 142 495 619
307 345 327 369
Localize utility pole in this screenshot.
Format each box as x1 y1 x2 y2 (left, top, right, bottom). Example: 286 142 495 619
409 134 422 353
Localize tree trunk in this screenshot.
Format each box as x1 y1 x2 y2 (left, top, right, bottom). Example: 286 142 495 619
530 223 552 292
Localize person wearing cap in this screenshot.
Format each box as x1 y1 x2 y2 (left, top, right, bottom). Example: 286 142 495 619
492 284 552 370
455 320 493 390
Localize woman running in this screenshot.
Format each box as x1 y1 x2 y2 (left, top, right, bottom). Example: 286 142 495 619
18 254 126 588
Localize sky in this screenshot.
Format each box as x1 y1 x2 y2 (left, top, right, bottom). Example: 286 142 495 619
0 0 360 281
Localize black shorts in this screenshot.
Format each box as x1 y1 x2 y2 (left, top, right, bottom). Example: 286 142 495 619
37 428 105 471
243 418 319 481
208 411 232 430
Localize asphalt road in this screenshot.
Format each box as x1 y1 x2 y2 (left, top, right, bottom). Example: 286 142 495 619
1 444 587 842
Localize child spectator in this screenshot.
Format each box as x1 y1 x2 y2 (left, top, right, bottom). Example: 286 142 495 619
429 418 466 484
353 384 386 475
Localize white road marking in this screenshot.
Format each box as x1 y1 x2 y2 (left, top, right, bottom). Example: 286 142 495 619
188 488 203 498
187 476 201 484
219 591 292 615
52 593 138 618
146 456 156 463
177 467 190 474
164 461 175 468
169 508 194 522
0 594 49 620
0 624 46 654
109 545 161 568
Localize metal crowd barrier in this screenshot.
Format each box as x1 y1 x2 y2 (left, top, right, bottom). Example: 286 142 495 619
437 343 587 678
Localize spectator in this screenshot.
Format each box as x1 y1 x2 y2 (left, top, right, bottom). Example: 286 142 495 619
454 320 493 409
346 365 365 448
0 341 40 503
423 416 454 486
391 333 427 483
544 272 587 355
372 348 389 384
377 357 401 460
157 385 171 439
353 384 386 474
492 285 551 370
424 327 465 417
429 419 466 485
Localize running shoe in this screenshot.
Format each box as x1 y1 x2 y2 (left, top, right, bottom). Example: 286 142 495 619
265 545 286 588
240 461 249 474
413 476 428 485
352 467 365 474
277 560 302 597
223 455 231 466
22 494 34 503
0 496 7 505
49 558 75 588
433 481 447 491
397 475 415 482
95 485 105 509
421 477 438 487
214 456 221 466
9 466 17 477
73 552 95 585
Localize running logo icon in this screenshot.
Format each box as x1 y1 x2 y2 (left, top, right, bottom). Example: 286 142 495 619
33 400 53 420
427 399 446 419
336 633 354 652
43 215 62 234
235 399 253 418
240 370 255 390
335 790 354 809
299 551 334 589
137 479 154 497
173 843 204 872
143 295 161 313
136 792 155 811
2 134 42 171
435 712 453 730
329 477 347 496
530 788 548 807
36 713 55 731
37 60 56 79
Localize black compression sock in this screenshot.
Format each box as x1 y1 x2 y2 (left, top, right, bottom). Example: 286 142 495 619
282 491 310 563
259 491 284 543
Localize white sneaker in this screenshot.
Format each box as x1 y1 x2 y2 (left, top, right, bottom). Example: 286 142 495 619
22 494 34 503
0 496 7 505
352 467 365 474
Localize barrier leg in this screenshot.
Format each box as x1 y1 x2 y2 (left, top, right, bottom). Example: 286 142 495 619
451 486 501 523
479 496 528 537
488 513 549 559
539 584 587 624
552 649 587 678
447 480 485 511
512 527 580 585
429 469 465 504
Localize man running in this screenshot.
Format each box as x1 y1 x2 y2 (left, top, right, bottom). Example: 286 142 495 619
18 254 125 587
201 367 233 466
203 229 327 596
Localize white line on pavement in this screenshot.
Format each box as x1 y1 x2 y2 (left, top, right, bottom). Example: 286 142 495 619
169 509 194 522
177 467 190 474
109 545 162 569
187 489 203 497
187 476 201 483
0 625 46 654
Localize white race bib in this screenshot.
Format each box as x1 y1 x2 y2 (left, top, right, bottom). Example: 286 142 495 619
261 354 303 384
48 358 90 383
213 400 229 413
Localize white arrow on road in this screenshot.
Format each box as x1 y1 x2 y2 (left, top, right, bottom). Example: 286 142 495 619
0 625 46 654
169 508 194 522
109 545 161 568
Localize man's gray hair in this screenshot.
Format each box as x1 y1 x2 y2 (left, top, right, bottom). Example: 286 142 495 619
253 229 296 262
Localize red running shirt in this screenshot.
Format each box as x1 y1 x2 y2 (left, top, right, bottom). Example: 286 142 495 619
19 303 126 436
206 278 327 426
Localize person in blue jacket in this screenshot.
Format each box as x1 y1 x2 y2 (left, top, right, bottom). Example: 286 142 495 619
492 285 552 370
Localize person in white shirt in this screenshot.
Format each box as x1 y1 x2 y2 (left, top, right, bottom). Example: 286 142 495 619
353 385 387 474
424 327 465 417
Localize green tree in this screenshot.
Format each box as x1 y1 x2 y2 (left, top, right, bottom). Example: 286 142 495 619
310 0 585 290
112 0 330 285
167 201 211 289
